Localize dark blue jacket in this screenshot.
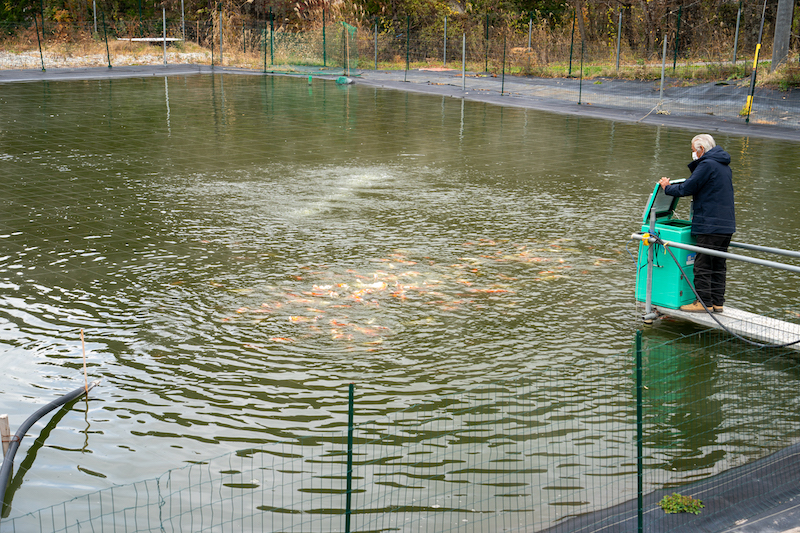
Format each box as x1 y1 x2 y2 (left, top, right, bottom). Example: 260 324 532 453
664 146 736 235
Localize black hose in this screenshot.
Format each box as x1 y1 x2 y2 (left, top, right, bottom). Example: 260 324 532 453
649 234 800 349
1 382 98 512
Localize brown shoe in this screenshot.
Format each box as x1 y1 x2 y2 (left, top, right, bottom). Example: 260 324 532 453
713 306 724 313
679 301 708 313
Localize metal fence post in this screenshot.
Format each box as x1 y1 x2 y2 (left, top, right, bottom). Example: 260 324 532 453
578 36 584 103
34 12 45 71
345 383 355 533
500 33 506 95
270 8 274 66
636 330 643 533
462 33 466 91
733 0 742 63
163 8 167 66
263 22 267 72
218 2 223 66
374 17 378 70
93 0 97 34
528 13 532 49
484 13 489 73
615 10 622 72
102 11 111 68
443 15 447 67
672 6 681 73
405 15 410 82
322 6 326 67
659 36 668 110
568 8 575 76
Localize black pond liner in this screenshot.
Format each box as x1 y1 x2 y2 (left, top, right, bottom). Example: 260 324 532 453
541 440 800 533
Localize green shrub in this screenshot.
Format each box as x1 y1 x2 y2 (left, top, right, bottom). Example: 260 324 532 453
658 493 704 514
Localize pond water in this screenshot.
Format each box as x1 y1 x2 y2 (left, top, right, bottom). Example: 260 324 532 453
1 74 800 522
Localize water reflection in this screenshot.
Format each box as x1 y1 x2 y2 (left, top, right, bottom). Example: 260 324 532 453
0 74 799 518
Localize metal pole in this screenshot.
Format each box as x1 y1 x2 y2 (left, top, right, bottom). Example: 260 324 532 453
645 210 656 317
636 330 644 533
484 13 489 73
270 8 274 66
568 8 575 76
630 233 800 275
163 8 167 66
729 241 800 259
443 15 447 66
345 383 355 533
577 36 584 104
501 33 506 95
405 15 410 82
181 0 185 41
528 15 532 49
218 2 223 66
322 6 326 67
374 17 378 70
102 11 111 68
732 0 742 63
41 0 45 34
746 0 768 123
263 22 267 72
659 36 668 110
615 10 622 72
34 11 45 71
462 33 466 91
672 6 681 73
93 0 97 34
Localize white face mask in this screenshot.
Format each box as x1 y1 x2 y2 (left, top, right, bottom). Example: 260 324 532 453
691 151 699 161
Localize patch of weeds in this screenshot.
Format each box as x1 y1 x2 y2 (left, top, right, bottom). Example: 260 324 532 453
658 493 704 515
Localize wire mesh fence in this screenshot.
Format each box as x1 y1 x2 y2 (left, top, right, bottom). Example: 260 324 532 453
1 6 798 128
3 309 800 533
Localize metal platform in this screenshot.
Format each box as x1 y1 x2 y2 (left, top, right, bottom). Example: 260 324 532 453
655 306 800 351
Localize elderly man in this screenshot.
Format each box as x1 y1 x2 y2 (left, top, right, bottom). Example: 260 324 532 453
658 134 736 313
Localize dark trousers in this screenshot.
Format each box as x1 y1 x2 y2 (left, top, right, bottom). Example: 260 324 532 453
693 233 732 307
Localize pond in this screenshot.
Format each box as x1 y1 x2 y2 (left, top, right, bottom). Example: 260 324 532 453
1 73 800 522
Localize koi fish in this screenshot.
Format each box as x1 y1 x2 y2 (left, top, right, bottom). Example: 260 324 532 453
269 337 295 343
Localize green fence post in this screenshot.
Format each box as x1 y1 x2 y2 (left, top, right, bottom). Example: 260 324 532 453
322 6 326 67
636 330 643 533
732 0 742 63
500 33 506 95
242 23 246 54
270 8 274 66
33 11 45 71
484 13 489 73
568 8 575 76
374 17 378 70
102 11 111 68
578 36 584 104
218 2 223 66
443 14 447 67
262 21 267 72
672 6 681 73
404 15 410 82
345 383 355 533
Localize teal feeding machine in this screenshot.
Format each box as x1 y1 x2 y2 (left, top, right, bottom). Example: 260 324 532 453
636 180 697 309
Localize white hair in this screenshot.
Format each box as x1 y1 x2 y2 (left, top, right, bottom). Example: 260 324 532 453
692 134 716 152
